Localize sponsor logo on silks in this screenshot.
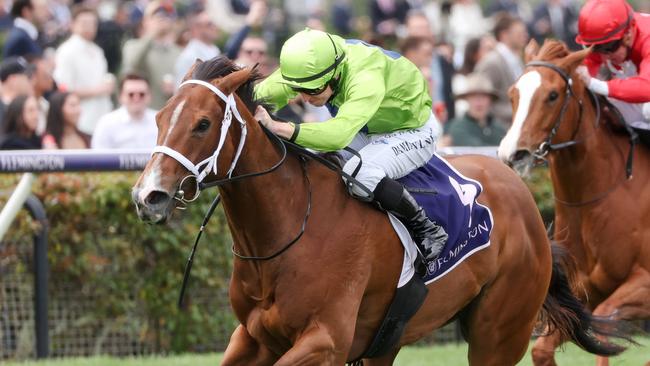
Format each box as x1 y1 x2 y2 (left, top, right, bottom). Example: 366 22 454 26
426 219 491 275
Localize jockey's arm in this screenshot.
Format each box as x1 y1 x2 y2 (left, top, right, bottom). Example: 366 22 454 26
606 52 650 103
582 47 650 103
255 69 298 110
256 69 385 151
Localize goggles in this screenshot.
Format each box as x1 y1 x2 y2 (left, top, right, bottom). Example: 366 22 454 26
592 38 624 54
291 83 328 96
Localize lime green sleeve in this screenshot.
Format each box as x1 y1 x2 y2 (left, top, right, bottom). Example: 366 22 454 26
254 69 298 111
295 71 385 151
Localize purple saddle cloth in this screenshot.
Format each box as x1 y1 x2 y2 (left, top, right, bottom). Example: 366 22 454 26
397 153 494 284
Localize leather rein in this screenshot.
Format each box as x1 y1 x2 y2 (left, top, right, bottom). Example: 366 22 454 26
154 80 372 307
525 61 637 207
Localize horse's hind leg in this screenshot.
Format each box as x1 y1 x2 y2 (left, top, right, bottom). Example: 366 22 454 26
461 291 538 366
461 247 549 365
591 268 650 366
531 329 562 366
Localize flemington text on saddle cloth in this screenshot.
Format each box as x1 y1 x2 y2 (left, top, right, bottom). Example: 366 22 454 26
397 153 494 285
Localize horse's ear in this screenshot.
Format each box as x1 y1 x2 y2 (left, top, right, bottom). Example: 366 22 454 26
216 68 253 95
524 39 540 63
560 47 591 72
181 59 204 82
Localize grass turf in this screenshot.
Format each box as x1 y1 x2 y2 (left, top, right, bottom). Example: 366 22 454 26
3 338 647 366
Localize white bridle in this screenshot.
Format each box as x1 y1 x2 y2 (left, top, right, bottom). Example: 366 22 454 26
151 79 248 201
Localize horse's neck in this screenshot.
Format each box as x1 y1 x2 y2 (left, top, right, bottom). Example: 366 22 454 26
219 126 308 293
219 127 308 253
548 93 620 202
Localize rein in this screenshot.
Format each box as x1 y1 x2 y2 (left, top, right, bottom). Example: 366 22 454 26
165 79 374 307
525 61 586 159
525 61 638 207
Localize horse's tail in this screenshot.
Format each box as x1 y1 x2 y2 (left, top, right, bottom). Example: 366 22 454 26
539 243 631 356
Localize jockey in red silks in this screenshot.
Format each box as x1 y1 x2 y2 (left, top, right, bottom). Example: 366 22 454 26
575 0 650 132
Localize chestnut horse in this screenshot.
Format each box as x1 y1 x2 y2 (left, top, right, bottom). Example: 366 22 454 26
132 56 626 365
499 40 650 366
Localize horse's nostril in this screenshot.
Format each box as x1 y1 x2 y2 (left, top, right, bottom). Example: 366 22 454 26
512 150 531 162
145 190 171 206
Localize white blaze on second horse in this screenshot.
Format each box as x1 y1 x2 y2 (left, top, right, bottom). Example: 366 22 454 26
498 71 542 161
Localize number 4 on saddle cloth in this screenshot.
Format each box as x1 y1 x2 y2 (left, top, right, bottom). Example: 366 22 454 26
393 152 494 286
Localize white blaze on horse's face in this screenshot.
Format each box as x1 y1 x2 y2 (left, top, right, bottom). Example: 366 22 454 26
164 99 186 144
497 71 542 161
135 99 187 205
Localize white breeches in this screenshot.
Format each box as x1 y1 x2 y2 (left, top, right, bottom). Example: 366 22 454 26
342 112 442 197
608 98 650 130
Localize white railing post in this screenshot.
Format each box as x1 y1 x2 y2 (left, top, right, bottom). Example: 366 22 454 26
0 172 35 240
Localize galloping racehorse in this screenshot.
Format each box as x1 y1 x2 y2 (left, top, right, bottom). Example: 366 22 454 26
133 56 626 365
499 40 650 366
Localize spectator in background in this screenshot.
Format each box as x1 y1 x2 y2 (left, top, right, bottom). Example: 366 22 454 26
401 36 434 88
444 73 506 146
224 0 267 59
369 0 411 39
3 0 48 58
175 9 220 85
475 13 528 126
122 1 181 109
235 37 268 69
53 5 114 135
404 11 455 120
91 74 157 150
331 0 353 36
205 0 252 34
95 1 130 74
530 0 579 50
42 92 89 149
486 0 532 23
453 35 495 116
29 55 54 134
447 0 489 67
0 57 33 129
0 95 41 149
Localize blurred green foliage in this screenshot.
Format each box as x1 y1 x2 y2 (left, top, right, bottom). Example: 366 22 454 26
1 173 236 353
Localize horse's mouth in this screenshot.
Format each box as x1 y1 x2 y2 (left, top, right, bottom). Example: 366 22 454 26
507 150 536 178
132 188 175 224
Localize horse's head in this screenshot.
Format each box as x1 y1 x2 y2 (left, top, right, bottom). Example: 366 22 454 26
132 57 258 223
498 40 591 176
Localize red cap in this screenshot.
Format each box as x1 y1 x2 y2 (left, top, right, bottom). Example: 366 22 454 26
575 0 634 45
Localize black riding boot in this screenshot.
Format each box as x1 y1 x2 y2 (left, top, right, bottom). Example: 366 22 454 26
373 177 448 261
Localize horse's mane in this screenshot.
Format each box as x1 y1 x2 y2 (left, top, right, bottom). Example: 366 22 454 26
191 56 272 113
534 40 571 62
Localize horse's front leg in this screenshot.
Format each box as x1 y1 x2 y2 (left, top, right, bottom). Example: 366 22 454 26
274 325 350 366
221 325 278 366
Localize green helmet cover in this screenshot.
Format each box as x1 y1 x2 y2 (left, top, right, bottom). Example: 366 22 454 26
280 28 345 90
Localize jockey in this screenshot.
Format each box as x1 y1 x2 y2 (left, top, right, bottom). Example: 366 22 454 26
575 0 650 131
254 28 448 261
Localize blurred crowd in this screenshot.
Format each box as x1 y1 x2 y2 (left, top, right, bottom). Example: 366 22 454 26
0 0 619 150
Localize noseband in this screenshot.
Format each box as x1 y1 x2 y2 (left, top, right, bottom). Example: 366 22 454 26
525 61 585 159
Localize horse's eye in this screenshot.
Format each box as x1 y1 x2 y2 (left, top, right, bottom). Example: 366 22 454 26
194 118 211 133
548 91 559 102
